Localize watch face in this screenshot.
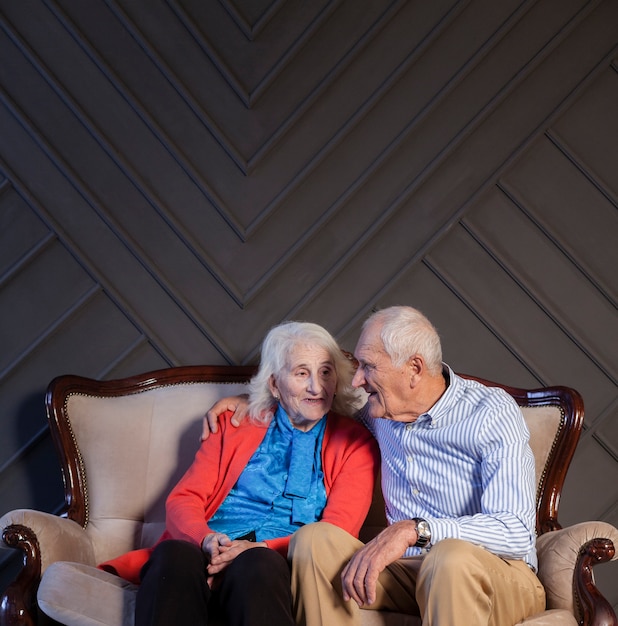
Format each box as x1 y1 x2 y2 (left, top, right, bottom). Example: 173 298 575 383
414 519 431 547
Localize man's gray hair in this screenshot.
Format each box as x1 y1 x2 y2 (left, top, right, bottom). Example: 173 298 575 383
364 306 443 375
247 321 363 423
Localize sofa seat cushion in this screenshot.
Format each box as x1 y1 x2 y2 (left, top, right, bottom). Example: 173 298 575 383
518 609 578 625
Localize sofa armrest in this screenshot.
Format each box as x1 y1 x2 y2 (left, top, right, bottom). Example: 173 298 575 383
536 521 618 626
1 509 96 570
0 509 97 626
575 536 617 626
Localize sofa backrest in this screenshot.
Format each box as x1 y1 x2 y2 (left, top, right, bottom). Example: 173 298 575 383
63 381 248 564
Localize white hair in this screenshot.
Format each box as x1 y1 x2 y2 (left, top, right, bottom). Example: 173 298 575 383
247 321 362 423
364 306 443 375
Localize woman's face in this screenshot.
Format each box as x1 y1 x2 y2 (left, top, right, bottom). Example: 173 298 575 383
269 343 338 431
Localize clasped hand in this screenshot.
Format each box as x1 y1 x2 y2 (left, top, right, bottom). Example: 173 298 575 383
341 520 417 607
201 532 266 579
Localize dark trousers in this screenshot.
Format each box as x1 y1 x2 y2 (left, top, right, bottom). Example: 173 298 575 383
135 539 295 626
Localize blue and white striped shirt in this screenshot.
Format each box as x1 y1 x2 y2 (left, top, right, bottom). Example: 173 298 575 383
359 365 537 569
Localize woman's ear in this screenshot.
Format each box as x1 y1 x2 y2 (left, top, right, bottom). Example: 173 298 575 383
268 374 279 399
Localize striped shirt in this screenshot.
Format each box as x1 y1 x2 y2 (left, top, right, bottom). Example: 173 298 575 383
358 365 537 570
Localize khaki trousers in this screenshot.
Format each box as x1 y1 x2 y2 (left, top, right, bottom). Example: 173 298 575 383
289 522 546 626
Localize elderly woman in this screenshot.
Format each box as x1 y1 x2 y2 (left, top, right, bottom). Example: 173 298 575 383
99 321 379 626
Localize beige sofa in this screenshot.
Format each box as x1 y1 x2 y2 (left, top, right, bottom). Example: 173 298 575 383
1 365 616 626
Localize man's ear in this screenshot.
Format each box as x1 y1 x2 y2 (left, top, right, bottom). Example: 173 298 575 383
408 356 424 385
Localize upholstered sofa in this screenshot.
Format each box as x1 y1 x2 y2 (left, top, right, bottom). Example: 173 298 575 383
1 366 616 626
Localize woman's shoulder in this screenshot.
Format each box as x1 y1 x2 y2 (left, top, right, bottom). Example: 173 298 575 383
323 412 379 464
325 411 371 438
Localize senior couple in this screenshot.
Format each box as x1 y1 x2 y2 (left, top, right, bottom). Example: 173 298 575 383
101 306 545 626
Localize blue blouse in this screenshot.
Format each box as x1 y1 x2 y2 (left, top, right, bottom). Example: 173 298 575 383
208 404 328 541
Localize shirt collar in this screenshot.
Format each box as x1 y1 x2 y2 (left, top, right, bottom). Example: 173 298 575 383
419 364 462 426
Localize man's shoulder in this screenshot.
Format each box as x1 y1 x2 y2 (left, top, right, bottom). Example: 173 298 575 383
452 372 516 405
446 373 521 424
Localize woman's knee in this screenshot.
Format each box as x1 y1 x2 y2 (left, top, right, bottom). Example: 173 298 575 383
221 548 292 606
227 547 290 585
142 539 205 581
137 540 210 624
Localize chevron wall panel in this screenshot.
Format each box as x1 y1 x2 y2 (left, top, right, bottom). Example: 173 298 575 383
1 0 616 605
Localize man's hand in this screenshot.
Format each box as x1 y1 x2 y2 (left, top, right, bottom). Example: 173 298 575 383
341 520 417 607
201 394 250 440
202 533 266 576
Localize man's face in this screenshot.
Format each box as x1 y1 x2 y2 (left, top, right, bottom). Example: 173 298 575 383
352 323 414 421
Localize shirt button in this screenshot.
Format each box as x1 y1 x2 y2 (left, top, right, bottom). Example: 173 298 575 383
413 488 419 495
406 424 413 431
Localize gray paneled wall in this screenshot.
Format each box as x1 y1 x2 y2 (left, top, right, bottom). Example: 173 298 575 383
1 0 617 607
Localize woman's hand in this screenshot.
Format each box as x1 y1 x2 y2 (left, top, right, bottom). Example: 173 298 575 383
202 533 267 576
202 532 232 561
201 394 250 440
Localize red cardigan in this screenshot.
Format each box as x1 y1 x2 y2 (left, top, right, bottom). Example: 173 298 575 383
100 410 379 584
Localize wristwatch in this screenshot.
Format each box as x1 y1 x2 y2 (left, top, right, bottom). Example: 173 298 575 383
412 517 431 548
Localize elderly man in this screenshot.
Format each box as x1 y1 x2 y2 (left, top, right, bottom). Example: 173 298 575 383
288 306 545 626
205 306 546 625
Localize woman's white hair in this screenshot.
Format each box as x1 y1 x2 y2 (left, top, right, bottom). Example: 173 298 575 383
247 321 362 424
364 306 443 375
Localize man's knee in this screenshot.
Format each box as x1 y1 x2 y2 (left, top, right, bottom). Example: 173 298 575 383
418 539 545 624
420 538 520 587
425 537 481 561
290 522 344 558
